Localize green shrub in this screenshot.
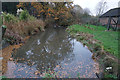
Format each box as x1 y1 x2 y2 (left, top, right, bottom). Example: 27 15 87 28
104 74 117 79
45 17 55 26
29 15 36 21
2 12 18 23
19 10 29 21
58 17 73 26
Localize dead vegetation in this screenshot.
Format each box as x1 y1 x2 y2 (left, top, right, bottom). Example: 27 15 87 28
3 19 45 44
2 11 45 45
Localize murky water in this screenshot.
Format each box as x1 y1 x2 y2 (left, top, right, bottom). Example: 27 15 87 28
3 28 99 78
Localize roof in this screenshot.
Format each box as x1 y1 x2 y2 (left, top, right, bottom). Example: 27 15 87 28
99 8 120 18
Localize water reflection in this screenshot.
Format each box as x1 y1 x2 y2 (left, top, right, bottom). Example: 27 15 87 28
4 28 99 78
37 39 41 45
12 28 74 73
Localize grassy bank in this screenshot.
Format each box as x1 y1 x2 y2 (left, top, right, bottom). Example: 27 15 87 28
67 24 119 79
67 24 119 58
2 11 45 44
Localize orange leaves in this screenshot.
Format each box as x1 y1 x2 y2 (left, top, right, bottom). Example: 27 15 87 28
34 70 40 75
41 9 44 13
48 8 51 12
16 4 21 8
54 17 59 20
48 13 51 16
56 65 60 68
17 2 24 8
64 63 68 65
17 2 73 24
37 15 40 17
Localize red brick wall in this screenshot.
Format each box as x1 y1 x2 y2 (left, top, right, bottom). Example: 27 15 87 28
118 24 120 27
99 18 108 26
100 17 120 27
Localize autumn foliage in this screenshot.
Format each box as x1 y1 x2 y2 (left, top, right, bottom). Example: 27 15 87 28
17 2 74 26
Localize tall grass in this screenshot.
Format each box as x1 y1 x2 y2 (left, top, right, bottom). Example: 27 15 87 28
4 19 45 36
2 12 18 23
2 10 45 44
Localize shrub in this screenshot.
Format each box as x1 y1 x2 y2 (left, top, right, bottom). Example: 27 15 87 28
58 12 73 26
29 15 37 21
19 10 29 21
45 17 55 27
89 17 100 26
58 17 73 26
23 19 45 35
2 12 18 23
3 10 45 44
104 74 117 79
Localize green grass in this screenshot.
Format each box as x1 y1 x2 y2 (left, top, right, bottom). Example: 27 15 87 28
68 24 119 58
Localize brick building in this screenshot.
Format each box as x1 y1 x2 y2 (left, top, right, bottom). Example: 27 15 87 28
99 8 120 30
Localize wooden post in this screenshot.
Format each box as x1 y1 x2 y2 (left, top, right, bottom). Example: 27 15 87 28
107 17 112 30
115 17 120 30
111 17 117 31
114 17 118 31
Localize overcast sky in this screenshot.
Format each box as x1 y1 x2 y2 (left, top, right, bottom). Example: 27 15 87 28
73 0 119 15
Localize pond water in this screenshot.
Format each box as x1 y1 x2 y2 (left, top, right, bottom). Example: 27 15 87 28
3 28 99 78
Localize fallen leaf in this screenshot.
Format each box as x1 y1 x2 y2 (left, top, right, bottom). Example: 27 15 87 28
56 65 59 67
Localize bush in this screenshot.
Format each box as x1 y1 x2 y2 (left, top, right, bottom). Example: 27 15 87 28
58 17 73 26
104 74 117 79
2 12 18 23
45 17 55 27
89 17 100 26
19 10 29 21
23 19 45 35
29 15 37 21
3 11 45 44
55 12 73 26
3 10 45 39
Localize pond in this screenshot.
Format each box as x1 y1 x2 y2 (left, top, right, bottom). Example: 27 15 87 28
3 27 99 78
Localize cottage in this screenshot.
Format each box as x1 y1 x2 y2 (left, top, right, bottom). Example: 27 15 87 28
99 8 120 30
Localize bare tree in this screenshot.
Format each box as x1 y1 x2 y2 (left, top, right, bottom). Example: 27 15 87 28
70 5 84 23
96 0 107 16
119 1 120 7
72 5 84 14
84 8 91 15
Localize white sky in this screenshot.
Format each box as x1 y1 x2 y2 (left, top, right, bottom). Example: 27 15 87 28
73 0 120 15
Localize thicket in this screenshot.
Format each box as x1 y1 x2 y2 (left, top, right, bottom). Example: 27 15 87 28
2 10 45 44
71 12 100 26
71 5 100 26
17 2 74 27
